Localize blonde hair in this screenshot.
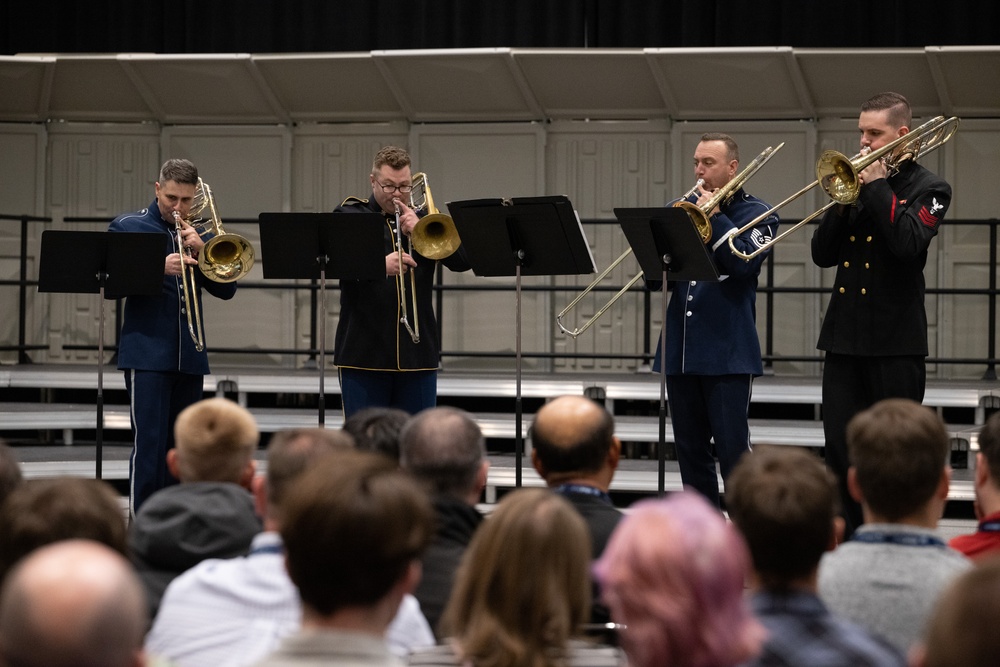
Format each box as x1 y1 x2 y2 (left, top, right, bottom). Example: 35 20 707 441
173 398 259 483
440 488 591 667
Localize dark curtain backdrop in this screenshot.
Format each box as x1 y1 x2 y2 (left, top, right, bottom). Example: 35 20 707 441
2 0 997 55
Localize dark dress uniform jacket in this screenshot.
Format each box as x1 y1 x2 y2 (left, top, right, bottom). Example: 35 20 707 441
333 194 470 371
109 200 237 374
812 159 951 357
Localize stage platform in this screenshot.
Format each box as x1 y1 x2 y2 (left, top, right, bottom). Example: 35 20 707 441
1 363 993 510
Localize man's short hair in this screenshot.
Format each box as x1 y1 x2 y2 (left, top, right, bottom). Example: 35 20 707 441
700 132 740 163
0 477 127 584
280 449 433 617
977 411 1000 484
727 446 839 588
0 440 23 506
399 407 485 498
861 91 912 130
265 428 355 516
847 398 949 521
342 407 410 462
173 397 259 483
0 540 147 667
372 146 411 174
529 399 614 475
159 158 199 185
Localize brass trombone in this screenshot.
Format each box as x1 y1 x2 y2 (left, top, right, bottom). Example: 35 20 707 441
409 172 462 260
174 178 256 351
556 143 783 338
394 200 420 344
727 115 960 262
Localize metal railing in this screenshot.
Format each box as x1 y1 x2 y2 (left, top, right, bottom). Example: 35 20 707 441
3 214 998 379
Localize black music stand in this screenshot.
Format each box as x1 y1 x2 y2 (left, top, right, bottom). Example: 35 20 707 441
615 206 719 495
446 195 595 486
37 230 163 479
258 212 385 425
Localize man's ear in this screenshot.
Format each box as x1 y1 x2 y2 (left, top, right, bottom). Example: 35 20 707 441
607 437 622 471
847 467 865 504
530 449 545 478
829 517 845 550
239 459 258 491
251 473 268 518
166 449 181 480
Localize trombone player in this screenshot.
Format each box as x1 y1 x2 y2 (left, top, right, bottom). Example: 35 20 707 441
334 146 470 417
649 133 779 508
108 158 238 516
812 92 952 538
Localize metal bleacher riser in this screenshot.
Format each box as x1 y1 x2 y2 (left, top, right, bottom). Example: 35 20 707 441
2 365 994 502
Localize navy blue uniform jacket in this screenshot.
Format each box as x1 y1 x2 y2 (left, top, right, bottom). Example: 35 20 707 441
652 188 778 376
108 200 237 374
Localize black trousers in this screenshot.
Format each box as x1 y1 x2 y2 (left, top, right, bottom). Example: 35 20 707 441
821 352 926 536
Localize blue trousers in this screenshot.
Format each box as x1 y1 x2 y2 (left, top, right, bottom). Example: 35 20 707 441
125 369 203 516
339 368 437 418
666 373 753 508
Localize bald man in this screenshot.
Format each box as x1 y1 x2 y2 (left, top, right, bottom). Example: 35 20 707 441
529 395 622 559
0 539 149 667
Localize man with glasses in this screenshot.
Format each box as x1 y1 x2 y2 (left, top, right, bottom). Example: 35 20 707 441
334 146 470 417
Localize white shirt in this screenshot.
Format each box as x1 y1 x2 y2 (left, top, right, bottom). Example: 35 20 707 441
145 531 435 667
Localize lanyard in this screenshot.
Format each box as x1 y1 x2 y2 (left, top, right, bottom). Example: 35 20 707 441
851 531 945 548
978 520 1000 533
555 483 612 505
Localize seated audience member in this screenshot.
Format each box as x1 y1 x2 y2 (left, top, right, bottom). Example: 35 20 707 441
409 487 626 667
529 395 623 558
253 449 434 667
727 446 905 666
0 476 128 584
0 539 148 667
399 406 489 637
594 491 764 667
949 411 1000 559
0 440 23 505
818 398 971 655
129 397 263 619
343 406 410 461
912 555 1000 667
146 428 434 666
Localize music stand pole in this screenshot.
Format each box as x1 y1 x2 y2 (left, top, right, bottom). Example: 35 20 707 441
318 254 329 426
514 253 524 486
658 258 669 497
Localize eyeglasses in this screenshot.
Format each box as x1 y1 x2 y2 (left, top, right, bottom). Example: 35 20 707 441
375 180 412 194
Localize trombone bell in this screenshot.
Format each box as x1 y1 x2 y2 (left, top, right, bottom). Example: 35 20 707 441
409 172 461 260
199 233 256 283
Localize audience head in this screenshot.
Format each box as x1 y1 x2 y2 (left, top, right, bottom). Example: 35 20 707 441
399 406 488 504
916 555 1000 667
530 395 620 489
0 440 23 506
0 539 147 667
440 488 592 667
170 397 259 487
342 407 409 462
847 398 950 522
594 491 763 667
280 449 433 625
0 477 127 584
726 446 840 590
261 427 355 526
975 411 1000 492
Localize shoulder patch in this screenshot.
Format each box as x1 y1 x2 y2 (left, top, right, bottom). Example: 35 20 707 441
339 196 369 207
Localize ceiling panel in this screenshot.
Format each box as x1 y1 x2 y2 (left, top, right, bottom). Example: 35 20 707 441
644 47 810 120
512 49 666 120
793 49 937 118
372 48 540 122
252 53 403 122
0 56 54 121
926 46 1000 118
47 55 154 122
116 54 288 125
